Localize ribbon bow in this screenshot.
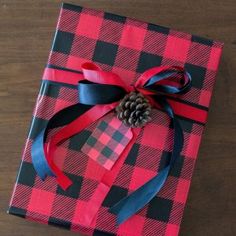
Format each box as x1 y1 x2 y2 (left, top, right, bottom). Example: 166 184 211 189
31 62 191 225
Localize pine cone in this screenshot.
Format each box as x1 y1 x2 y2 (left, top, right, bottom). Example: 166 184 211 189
116 91 152 127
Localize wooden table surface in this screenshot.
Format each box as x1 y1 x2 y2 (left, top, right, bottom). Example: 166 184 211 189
0 1 235 235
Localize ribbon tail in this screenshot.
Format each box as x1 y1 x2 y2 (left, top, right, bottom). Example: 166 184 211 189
109 166 169 225
45 103 118 190
31 104 91 188
109 97 184 225
31 103 117 190
31 130 54 179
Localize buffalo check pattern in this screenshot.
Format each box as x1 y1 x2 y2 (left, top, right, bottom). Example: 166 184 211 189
8 3 223 236
81 115 133 170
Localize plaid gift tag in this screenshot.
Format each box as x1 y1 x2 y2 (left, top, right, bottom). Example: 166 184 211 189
81 114 133 170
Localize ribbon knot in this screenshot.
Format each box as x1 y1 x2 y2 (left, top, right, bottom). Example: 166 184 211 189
31 62 191 225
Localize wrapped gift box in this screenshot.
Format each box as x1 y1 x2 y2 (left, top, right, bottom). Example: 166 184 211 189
8 3 223 236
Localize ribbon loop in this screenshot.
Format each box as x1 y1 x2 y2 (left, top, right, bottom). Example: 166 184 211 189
135 66 191 96
82 62 131 91
78 80 126 105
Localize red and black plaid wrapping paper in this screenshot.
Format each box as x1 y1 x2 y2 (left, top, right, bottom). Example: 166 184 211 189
8 3 223 236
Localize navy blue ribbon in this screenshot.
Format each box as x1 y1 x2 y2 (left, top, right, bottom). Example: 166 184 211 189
109 96 184 224
31 103 93 182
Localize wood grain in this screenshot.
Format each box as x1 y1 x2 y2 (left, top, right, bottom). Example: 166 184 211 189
0 1 235 235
